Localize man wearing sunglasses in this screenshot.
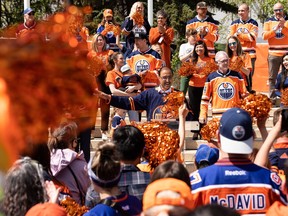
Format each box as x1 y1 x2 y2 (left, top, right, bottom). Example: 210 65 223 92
263 2 288 99
16 7 37 39
228 3 258 93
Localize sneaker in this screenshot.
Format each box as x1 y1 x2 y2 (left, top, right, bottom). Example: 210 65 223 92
102 132 108 140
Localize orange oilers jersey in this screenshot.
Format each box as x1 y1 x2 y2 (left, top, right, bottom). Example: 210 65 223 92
186 16 219 58
126 48 162 87
189 57 217 87
190 158 287 215
199 70 246 119
228 19 258 59
262 16 288 56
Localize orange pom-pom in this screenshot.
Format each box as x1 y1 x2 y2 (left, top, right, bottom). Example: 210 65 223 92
281 88 288 106
177 62 196 76
235 93 272 120
132 122 180 170
87 55 104 77
60 197 89 215
200 118 220 142
132 12 144 26
229 56 244 71
103 24 122 36
161 92 185 119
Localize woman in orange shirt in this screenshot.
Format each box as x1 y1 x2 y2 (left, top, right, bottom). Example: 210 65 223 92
226 35 252 92
188 40 217 127
87 34 114 140
149 9 174 69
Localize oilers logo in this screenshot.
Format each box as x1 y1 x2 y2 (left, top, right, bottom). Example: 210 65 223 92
275 28 284 39
217 82 235 100
135 59 150 72
232 126 245 140
106 31 114 39
132 25 147 34
236 27 249 35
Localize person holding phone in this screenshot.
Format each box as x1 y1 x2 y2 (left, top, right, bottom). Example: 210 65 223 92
97 9 120 51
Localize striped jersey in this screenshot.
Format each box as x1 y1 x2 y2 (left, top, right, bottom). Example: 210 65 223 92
126 48 162 87
190 158 287 215
228 18 258 59
262 16 288 56
199 70 246 119
186 16 219 58
110 87 177 121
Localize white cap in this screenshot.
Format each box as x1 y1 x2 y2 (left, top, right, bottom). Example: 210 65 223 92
120 64 131 73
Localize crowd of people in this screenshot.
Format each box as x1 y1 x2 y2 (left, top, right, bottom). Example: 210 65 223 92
1 1 288 216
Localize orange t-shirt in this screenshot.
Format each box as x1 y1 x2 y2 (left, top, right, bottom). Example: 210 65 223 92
189 57 217 87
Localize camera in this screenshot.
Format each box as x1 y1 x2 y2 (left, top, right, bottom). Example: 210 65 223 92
107 20 112 24
281 108 288 132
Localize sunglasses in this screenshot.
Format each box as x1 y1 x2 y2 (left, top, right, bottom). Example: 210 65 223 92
274 9 283 12
28 12 35 16
218 59 229 64
228 42 237 46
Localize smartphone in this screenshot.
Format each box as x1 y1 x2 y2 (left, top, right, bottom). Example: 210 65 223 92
281 108 288 132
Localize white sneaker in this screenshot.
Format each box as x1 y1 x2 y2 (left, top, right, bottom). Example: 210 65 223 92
102 133 108 140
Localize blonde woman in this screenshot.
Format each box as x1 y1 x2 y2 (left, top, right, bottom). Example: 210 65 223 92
87 34 114 140
121 2 151 50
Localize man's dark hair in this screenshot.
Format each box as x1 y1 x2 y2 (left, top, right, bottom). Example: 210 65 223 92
112 125 145 161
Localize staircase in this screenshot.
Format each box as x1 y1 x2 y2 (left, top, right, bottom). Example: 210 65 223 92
91 106 279 174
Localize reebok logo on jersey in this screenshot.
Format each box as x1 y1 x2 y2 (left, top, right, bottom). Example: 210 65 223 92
225 170 246 176
135 59 150 72
217 82 235 100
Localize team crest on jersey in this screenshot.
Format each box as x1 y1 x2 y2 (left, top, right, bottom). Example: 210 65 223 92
236 27 249 35
275 29 285 39
196 26 209 34
232 126 245 140
133 25 146 34
135 59 150 72
270 172 281 185
217 82 235 100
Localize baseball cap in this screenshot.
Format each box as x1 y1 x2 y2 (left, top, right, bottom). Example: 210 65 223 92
219 108 253 154
134 32 148 40
103 9 113 17
197 2 208 9
195 144 219 165
24 7 34 15
120 64 131 73
143 178 194 211
25 203 67 216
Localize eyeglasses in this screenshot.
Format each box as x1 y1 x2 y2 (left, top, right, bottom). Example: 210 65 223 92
217 59 229 64
228 42 237 46
28 12 35 16
274 9 283 12
160 76 173 80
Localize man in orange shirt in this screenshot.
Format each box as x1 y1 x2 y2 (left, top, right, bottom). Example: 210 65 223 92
228 3 258 92
126 32 162 89
186 2 219 58
262 2 288 98
149 9 174 68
